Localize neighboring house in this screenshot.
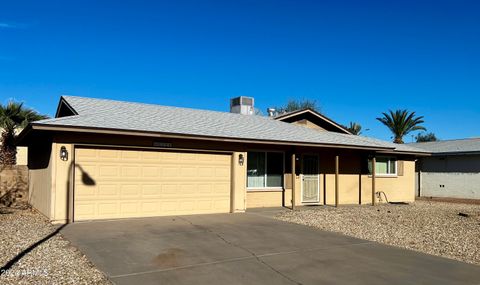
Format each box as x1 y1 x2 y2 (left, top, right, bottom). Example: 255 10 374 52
18 96 428 223
0 128 28 165
410 138 480 200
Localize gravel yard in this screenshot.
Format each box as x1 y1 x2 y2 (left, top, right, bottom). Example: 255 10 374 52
276 200 480 265
0 207 111 285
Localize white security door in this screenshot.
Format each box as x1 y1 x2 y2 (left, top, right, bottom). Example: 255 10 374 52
301 155 320 203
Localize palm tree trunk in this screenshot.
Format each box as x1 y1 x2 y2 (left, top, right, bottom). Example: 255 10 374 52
394 136 404 144
0 130 17 165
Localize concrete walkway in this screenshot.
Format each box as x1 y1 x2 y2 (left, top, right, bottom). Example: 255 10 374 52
61 211 480 285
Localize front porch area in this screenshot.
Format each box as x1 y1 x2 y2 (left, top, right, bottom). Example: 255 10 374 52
245 147 416 209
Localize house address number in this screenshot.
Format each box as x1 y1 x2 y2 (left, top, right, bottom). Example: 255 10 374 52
153 142 173 148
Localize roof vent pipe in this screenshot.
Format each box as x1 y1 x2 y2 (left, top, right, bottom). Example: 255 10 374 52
267 108 276 117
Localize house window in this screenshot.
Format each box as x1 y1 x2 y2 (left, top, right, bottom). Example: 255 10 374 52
247 152 284 188
369 157 397 176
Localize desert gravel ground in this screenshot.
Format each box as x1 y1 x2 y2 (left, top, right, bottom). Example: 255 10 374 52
0 207 111 285
276 200 480 265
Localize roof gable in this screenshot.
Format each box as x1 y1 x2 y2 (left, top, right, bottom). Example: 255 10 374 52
55 96 78 118
274 109 352 134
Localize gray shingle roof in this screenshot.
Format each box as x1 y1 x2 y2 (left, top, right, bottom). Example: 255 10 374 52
409 138 480 155
33 96 427 153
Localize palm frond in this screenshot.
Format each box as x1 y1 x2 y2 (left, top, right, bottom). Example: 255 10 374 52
347 122 362 135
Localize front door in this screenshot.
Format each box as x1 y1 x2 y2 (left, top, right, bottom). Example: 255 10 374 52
301 155 320 203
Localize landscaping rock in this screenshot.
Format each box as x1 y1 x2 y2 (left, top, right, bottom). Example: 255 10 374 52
276 200 480 265
0 207 111 284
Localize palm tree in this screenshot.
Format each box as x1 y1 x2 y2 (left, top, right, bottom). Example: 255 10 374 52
346 122 362 135
376 110 426 144
0 101 48 165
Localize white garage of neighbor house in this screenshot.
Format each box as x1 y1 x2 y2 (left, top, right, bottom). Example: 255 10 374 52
411 138 480 200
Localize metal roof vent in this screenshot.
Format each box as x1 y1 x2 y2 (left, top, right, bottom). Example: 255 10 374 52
230 96 254 115
267 108 277 117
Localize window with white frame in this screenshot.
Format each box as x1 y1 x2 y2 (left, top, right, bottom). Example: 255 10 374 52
368 157 397 175
247 152 284 188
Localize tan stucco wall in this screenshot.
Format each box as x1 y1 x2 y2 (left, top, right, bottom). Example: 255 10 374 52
28 141 87 223
28 143 54 218
325 174 360 205
232 152 247 212
246 191 284 208
360 160 416 204
53 143 74 223
289 175 302 208
16 146 28 165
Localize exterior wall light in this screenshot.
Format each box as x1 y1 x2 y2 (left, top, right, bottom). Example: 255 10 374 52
60 146 69 161
238 154 244 166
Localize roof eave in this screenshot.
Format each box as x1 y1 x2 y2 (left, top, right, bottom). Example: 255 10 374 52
377 149 431 156
428 151 480 156
15 124 33 146
28 123 394 152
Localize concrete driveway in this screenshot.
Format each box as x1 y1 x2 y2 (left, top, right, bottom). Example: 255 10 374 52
61 210 480 285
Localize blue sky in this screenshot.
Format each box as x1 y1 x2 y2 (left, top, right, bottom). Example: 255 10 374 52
0 0 479 142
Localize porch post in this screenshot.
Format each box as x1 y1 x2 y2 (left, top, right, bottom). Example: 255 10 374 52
372 156 376 206
335 155 339 207
291 153 296 210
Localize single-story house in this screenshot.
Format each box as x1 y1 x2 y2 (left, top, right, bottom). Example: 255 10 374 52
18 96 428 223
410 138 480 200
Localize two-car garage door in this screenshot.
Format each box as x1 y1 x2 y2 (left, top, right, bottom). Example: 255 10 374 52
74 147 232 221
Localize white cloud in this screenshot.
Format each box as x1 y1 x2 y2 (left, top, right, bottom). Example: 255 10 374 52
0 23 15 28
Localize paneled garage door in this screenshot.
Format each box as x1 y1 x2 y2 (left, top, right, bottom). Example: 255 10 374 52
74 147 232 221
